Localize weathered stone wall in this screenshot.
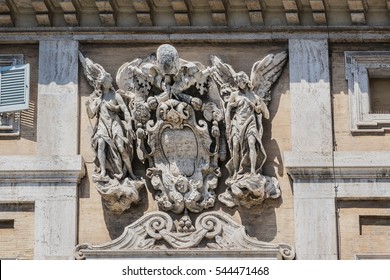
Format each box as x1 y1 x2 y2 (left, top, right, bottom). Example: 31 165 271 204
338 200 390 260
0 203 34 259
330 43 390 259
77 43 294 247
0 46 38 259
2 39 390 259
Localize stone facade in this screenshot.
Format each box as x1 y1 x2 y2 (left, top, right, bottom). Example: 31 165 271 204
0 0 390 260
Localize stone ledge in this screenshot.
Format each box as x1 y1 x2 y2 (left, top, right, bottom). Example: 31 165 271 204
0 155 85 183
77 249 287 259
285 151 390 179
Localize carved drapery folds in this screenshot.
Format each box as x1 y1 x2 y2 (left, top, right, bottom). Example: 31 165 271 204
211 52 287 208
80 44 287 214
79 52 145 214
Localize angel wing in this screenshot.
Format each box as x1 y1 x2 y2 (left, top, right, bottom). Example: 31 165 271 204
116 58 143 92
116 54 160 93
250 51 288 104
78 51 108 90
210 55 237 88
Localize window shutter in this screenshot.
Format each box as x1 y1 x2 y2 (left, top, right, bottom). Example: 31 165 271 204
0 64 30 113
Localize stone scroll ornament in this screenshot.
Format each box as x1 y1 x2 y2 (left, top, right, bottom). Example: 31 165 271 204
75 211 295 260
80 45 287 214
211 52 287 208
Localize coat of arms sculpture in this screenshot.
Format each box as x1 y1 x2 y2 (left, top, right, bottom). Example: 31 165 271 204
79 44 287 214
77 44 294 260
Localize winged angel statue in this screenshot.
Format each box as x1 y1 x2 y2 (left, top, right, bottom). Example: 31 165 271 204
79 53 145 214
211 52 287 208
80 44 287 214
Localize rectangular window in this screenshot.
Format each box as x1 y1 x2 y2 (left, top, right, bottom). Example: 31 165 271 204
0 55 29 137
0 64 30 113
359 215 390 236
0 219 14 229
369 78 390 114
345 51 390 134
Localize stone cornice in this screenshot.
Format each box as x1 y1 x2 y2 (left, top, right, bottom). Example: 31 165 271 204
0 155 85 183
2 25 390 43
285 151 390 180
2 1 390 28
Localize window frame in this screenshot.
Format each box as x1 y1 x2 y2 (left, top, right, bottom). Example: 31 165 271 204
0 54 27 137
345 51 390 134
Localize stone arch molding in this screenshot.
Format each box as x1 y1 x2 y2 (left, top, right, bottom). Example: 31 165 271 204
79 44 287 215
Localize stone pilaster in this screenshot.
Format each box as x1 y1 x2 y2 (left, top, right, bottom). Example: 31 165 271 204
37 40 79 156
289 39 332 155
4 40 84 259
286 39 338 260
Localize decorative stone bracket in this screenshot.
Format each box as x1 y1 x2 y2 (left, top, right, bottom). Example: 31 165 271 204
345 51 390 134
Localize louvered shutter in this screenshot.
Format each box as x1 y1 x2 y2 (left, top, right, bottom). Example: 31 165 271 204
0 64 30 113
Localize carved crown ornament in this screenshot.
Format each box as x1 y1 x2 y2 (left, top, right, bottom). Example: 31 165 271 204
77 45 293 259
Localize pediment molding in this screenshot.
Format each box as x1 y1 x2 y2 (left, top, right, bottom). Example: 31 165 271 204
75 211 295 260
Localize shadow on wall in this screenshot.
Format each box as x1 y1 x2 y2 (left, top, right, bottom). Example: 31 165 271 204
238 61 287 242
20 99 37 142
262 62 288 179
216 61 287 243
239 206 280 243
78 165 91 199
102 185 150 240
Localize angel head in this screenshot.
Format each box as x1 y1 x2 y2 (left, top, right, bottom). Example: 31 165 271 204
98 72 113 90
234 71 253 90
156 44 180 76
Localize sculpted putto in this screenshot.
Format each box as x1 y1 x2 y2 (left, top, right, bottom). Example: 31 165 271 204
80 45 287 214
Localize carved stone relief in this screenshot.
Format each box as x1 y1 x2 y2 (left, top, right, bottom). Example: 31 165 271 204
78 45 292 258
79 52 145 214
75 211 295 260
80 44 287 214
211 53 287 208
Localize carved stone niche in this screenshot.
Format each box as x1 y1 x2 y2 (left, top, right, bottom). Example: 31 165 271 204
75 211 295 260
